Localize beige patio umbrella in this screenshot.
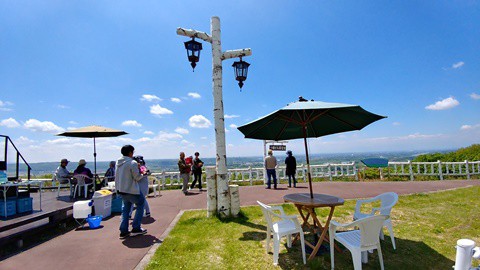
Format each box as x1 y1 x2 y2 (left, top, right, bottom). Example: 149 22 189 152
57 125 128 177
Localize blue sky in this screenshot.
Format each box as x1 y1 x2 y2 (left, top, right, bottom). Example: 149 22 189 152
0 1 479 163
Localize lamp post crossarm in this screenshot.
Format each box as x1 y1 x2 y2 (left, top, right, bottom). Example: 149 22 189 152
176 27 212 43
221 48 252 61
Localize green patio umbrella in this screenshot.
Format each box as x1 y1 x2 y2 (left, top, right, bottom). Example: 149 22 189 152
57 125 128 178
237 97 386 198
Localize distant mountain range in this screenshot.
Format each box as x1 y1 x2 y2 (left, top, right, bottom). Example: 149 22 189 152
5 150 454 177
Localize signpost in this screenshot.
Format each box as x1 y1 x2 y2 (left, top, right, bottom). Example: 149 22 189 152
269 145 286 151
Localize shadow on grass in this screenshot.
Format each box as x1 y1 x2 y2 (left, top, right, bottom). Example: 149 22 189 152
274 236 456 270
218 211 266 231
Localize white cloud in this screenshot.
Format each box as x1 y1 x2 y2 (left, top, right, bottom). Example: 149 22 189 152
225 128 229 133
175 127 189 134
24 119 64 133
425 97 459 110
0 118 20 128
121 120 142 127
392 122 401 126
470 93 480 100
16 136 34 144
150 104 173 115
229 124 238 129
189 115 212 128
461 124 480 131
154 132 183 141
57 104 70 109
137 137 152 142
141 94 162 102
188 92 201 99
452 61 464 69
68 121 78 125
225 114 240 119
144 130 154 135
0 100 13 111
201 136 208 140
171 97 181 103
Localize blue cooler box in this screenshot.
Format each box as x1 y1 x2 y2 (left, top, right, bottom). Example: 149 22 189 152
17 197 33 213
111 196 123 213
0 199 17 217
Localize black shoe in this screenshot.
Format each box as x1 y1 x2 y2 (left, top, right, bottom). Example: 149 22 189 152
288 185 292 188
144 212 151 217
265 187 271 189
274 186 277 189
131 228 147 236
119 231 130 239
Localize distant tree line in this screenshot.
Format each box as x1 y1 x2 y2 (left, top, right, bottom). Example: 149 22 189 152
413 144 480 162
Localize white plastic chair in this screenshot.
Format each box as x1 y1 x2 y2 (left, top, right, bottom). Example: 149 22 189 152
52 173 73 197
329 215 388 270
73 174 94 198
257 201 306 265
353 192 398 249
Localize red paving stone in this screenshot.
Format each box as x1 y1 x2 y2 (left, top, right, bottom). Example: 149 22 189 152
1 180 479 270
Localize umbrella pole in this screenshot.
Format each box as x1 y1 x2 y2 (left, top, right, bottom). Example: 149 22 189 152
93 137 97 177
302 126 314 199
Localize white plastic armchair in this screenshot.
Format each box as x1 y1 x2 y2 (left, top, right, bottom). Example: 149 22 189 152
52 173 73 197
329 215 388 270
354 192 398 249
257 201 306 265
73 174 94 198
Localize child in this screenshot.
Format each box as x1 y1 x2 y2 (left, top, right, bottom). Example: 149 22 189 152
130 156 151 217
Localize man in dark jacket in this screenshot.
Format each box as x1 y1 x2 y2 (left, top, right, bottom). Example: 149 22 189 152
190 152 204 191
285 150 297 188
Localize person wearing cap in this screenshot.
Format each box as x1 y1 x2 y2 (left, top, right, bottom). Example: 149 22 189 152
54 158 73 183
264 150 278 189
190 152 204 191
285 150 297 188
73 159 94 181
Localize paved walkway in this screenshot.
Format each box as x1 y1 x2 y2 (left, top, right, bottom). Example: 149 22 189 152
1 180 479 269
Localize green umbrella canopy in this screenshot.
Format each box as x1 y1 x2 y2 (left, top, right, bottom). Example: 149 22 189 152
237 98 386 198
237 100 386 140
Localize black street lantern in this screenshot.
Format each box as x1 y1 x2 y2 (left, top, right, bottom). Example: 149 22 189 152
232 57 250 89
184 38 202 71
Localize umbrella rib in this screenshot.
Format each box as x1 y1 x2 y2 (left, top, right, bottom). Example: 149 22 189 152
274 111 295 141
326 112 361 130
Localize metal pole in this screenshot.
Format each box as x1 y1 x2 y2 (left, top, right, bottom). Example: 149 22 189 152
211 16 230 217
302 126 314 199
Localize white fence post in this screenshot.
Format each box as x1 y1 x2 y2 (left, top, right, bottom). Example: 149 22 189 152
438 160 443 180
248 166 253 186
465 160 470 180
408 160 414 181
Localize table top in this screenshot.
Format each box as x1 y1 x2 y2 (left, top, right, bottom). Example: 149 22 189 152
0 180 43 187
284 193 344 207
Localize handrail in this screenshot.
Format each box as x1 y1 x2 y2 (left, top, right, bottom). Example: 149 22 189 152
0 135 32 180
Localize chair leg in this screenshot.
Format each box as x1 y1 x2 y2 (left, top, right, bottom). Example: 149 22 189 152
361 251 368 263
379 229 385 240
330 234 335 269
287 234 292 248
386 223 396 250
351 250 363 270
273 234 280 265
57 183 61 197
299 232 306 265
377 243 385 270
266 229 271 253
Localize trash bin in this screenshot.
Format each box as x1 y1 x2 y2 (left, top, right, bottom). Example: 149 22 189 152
92 190 112 218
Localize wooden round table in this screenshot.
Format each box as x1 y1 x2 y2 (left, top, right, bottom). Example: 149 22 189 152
284 193 344 260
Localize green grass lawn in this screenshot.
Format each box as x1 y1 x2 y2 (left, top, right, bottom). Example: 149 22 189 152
147 186 480 270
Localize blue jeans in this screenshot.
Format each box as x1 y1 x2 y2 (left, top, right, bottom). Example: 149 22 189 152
266 169 277 188
120 193 145 233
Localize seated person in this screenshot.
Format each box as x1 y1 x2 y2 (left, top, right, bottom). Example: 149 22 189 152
73 159 93 184
104 161 116 181
54 158 73 183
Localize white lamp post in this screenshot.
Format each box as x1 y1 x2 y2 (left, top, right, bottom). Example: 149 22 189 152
177 16 252 217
